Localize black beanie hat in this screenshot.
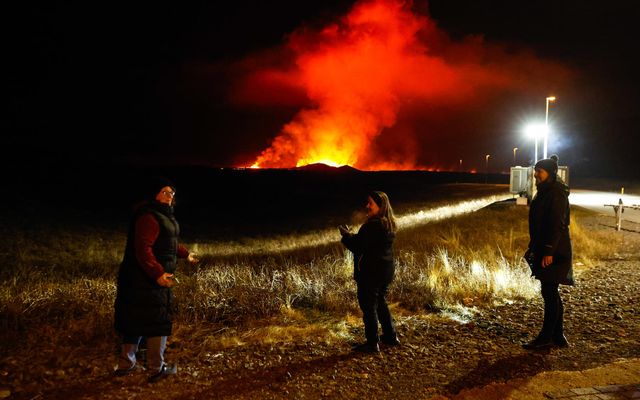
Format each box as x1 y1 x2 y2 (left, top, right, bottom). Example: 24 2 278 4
534 158 558 176
145 176 175 200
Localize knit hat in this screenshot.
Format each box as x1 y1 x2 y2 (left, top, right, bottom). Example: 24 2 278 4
144 176 175 200
534 158 558 176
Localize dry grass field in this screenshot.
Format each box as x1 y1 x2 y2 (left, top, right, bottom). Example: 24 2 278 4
1 179 632 399
0 190 615 352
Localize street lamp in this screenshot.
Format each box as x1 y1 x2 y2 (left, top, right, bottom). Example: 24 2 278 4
513 147 518 166
485 154 490 183
544 96 556 159
459 159 463 171
525 123 548 163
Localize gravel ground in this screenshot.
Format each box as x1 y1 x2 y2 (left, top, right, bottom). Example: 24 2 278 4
2 214 639 399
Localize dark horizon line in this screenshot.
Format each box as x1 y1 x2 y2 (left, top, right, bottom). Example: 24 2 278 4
5 157 638 181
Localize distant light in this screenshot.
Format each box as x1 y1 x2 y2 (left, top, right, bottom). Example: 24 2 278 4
524 123 549 139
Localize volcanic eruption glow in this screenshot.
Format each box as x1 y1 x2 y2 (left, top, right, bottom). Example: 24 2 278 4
233 0 571 170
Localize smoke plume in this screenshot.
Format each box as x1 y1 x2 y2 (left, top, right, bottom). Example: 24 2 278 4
231 0 572 170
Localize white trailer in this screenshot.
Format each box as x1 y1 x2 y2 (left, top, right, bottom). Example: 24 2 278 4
509 165 569 204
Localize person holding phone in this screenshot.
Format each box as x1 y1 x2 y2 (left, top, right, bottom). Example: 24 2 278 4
114 176 198 382
340 191 400 353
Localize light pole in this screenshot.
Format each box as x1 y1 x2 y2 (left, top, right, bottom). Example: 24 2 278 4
513 147 518 166
485 154 490 183
525 123 547 163
544 96 556 159
459 159 463 171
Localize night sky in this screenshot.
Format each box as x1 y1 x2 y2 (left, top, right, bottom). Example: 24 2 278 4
7 0 639 177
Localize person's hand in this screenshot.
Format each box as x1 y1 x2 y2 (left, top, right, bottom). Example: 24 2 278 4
338 224 351 236
157 273 175 287
187 253 200 265
541 255 553 268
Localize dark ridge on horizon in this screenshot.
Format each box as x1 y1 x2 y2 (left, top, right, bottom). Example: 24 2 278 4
295 163 360 172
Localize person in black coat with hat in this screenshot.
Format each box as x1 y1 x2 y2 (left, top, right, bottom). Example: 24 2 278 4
340 191 400 353
113 177 199 382
523 158 574 350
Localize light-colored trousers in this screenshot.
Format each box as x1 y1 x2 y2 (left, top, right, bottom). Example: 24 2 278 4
119 336 167 372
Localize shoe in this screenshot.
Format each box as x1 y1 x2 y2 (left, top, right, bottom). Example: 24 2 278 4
553 334 570 348
113 364 136 377
148 363 177 383
380 334 401 346
522 337 554 350
352 342 380 353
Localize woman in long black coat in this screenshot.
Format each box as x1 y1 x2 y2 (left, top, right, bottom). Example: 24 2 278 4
340 191 400 353
114 177 198 382
523 158 574 350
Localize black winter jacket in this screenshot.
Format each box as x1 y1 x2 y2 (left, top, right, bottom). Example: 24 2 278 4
114 202 180 337
528 179 574 285
341 217 396 285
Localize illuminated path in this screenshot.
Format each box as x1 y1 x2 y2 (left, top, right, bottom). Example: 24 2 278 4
199 193 511 256
200 190 639 258
570 189 640 225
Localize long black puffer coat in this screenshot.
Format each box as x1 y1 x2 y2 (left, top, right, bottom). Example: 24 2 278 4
341 217 396 285
114 201 179 337
528 178 574 285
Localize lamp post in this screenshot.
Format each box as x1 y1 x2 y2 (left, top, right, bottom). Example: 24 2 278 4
485 154 490 183
544 96 556 159
525 123 547 164
513 147 518 166
459 159 463 171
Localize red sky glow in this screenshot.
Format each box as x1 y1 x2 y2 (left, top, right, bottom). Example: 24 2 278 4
231 0 572 170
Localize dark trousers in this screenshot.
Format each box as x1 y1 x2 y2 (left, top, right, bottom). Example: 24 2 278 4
357 281 396 344
539 282 564 340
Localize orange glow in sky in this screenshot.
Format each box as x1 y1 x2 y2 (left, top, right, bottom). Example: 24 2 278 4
237 0 571 170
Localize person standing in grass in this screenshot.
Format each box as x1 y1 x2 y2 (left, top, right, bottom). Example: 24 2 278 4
114 176 198 382
523 158 574 350
340 191 400 353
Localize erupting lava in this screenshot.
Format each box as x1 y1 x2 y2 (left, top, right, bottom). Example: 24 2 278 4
249 0 430 169
234 0 571 170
